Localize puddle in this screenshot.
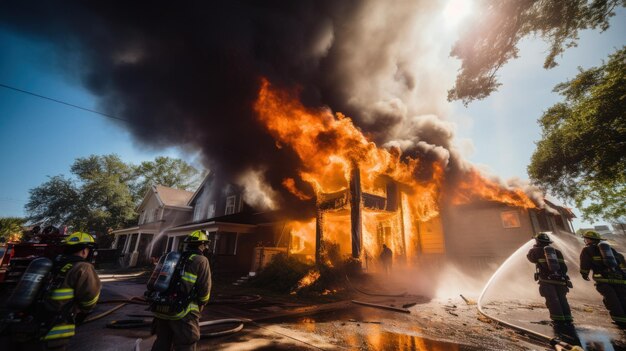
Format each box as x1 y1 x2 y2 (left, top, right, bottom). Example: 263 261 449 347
280 309 481 351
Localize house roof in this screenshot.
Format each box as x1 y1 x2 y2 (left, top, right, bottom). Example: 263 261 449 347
187 171 214 206
154 185 194 207
544 199 576 219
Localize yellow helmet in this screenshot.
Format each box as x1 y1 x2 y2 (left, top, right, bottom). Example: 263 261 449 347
185 230 209 243
582 230 603 241
65 231 96 246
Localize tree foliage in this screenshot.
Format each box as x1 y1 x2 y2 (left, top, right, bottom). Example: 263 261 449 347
449 0 624 105
0 217 26 242
25 155 201 235
528 47 626 221
133 156 203 201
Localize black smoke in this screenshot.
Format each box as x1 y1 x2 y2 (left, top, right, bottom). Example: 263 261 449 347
0 1 469 217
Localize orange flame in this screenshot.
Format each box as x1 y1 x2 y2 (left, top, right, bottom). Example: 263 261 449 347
254 78 535 264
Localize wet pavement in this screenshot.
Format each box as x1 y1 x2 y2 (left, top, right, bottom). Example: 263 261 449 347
67 273 546 350
61 270 626 350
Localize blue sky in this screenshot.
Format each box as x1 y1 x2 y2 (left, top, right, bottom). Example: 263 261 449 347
0 9 624 231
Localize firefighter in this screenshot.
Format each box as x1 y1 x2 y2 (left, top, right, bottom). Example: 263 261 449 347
579 230 626 327
7 231 101 350
380 244 392 276
151 230 212 351
527 232 573 324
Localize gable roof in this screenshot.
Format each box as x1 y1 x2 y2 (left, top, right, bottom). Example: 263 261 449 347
187 171 214 206
154 185 194 207
137 185 194 211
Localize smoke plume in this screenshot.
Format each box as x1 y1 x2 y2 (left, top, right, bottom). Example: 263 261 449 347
0 1 531 214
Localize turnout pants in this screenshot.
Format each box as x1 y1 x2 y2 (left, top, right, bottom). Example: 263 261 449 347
539 283 572 322
151 314 200 351
596 283 626 324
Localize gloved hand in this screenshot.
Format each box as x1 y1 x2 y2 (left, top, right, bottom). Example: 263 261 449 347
581 274 590 281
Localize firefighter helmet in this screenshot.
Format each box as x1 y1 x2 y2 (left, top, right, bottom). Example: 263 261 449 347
582 230 603 241
184 230 209 243
534 232 553 244
65 231 96 246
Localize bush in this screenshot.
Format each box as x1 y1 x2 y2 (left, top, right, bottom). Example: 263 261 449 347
249 253 312 293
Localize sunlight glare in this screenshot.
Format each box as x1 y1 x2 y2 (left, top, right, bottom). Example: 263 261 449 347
443 0 473 28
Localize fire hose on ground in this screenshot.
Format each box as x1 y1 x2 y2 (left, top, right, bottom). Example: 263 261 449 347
84 296 249 338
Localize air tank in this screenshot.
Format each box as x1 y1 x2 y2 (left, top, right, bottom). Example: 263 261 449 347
147 255 166 291
543 246 561 274
7 257 53 311
599 241 618 270
151 251 181 293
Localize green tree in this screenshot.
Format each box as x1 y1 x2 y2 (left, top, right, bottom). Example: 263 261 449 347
70 155 137 233
528 47 626 221
0 217 26 242
132 156 203 201
24 154 200 235
25 175 80 225
449 0 624 105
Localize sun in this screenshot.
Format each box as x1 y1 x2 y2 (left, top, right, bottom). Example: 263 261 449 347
443 0 474 28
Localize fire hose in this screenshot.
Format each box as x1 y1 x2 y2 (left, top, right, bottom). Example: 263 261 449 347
477 253 584 351
83 296 248 338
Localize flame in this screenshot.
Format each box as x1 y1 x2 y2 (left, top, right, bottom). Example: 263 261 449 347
453 169 536 208
254 78 536 265
292 269 321 293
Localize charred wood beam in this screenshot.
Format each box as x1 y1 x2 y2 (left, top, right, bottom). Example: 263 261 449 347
350 166 362 259
315 207 323 265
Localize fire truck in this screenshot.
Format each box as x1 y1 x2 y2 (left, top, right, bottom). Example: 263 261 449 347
0 226 68 287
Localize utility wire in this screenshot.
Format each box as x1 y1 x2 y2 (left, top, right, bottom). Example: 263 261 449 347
0 82 129 123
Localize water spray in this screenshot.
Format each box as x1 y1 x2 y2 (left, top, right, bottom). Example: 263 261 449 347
477 239 583 351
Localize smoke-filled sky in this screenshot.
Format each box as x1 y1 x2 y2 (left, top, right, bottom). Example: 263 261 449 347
0 1 624 227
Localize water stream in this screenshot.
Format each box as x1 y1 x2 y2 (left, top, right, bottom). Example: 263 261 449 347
478 234 625 351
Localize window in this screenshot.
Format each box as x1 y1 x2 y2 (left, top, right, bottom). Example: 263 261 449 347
207 202 216 219
146 209 154 223
501 210 521 229
225 195 237 215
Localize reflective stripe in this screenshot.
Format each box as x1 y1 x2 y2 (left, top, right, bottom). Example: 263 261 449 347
153 303 199 320
538 259 546 262
60 263 73 273
539 278 567 286
592 256 602 261
50 288 74 300
594 278 626 284
199 292 210 303
611 315 626 322
550 314 573 321
42 324 75 340
188 254 197 261
80 292 100 307
181 272 197 284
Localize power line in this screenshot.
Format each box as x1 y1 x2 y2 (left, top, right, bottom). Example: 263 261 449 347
0 82 129 123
